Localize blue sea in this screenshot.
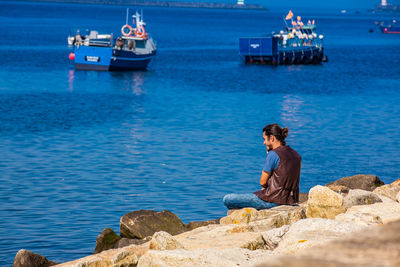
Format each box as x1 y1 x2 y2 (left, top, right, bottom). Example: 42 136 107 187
0 1 399 265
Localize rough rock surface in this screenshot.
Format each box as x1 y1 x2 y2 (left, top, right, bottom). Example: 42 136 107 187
274 218 364 254
185 218 220 231
149 231 185 250
221 205 305 228
56 244 148 267
94 228 121 254
397 191 400 203
120 210 186 239
306 185 347 219
114 237 149 249
335 212 383 226
298 193 308 203
343 189 382 208
340 202 400 224
137 248 276 267
373 179 400 201
326 174 384 191
13 249 57 267
261 225 290 250
326 184 349 195
256 219 400 267
175 224 262 250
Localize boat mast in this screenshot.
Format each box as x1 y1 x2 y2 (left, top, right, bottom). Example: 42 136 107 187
126 8 129 25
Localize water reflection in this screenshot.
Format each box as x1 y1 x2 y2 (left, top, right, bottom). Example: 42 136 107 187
111 71 147 95
68 70 74 92
280 95 305 130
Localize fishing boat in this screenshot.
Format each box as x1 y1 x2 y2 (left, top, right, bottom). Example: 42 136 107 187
379 20 400 34
68 10 156 71
239 11 327 65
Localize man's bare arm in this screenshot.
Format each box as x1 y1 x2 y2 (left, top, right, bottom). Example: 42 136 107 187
260 171 271 188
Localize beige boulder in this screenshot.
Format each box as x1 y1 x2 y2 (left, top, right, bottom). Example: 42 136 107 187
256 219 400 267
175 224 262 250
221 205 305 229
274 218 364 254
397 191 400 203
340 202 400 224
220 208 258 224
373 179 400 201
149 231 184 250
335 212 383 226
306 185 347 219
137 248 275 267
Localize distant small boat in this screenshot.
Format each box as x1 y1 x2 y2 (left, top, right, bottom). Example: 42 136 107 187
68 9 156 71
380 20 400 34
239 11 327 65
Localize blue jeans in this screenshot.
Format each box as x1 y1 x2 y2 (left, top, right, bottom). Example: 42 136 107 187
223 193 278 210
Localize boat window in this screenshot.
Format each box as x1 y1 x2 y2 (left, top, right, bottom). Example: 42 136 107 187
135 40 146 48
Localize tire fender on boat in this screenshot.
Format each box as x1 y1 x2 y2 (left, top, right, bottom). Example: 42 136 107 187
121 25 133 36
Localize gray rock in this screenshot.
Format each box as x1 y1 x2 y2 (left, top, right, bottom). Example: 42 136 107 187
120 210 186 239
94 227 121 254
114 237 149 249
185 218 220 231
13 249 57 267
343 189 382 208
298 193 308 203
326 174 384 192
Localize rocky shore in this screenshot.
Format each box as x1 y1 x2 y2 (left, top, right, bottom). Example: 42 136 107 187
13 174 400 267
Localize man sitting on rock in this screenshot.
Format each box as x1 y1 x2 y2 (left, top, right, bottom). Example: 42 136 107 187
223 123 301 210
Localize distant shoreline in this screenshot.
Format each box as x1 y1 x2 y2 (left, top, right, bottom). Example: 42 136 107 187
13 0 268 10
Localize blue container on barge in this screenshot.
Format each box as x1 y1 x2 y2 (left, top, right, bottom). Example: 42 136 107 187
239 12 327 65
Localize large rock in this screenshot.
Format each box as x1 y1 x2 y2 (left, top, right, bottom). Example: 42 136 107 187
175 224 262 250
397 191 400 203
56 243 149 267
335 212 383 226
114 237 149 249
149 231 185 250
120 210 186 239
339 202 400 224
13 249 57 267
256 219 400 267
261 225 290 250
373 179 400 201
326 174 384 191
185 218 220 231
274 218 364 254
306 185 347 219
342 189 382 208
220 205 305 227
94 228 121 254
137 248 276 267
220 208 258 224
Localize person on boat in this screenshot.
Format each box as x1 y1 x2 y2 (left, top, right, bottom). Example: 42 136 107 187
223 123 301 210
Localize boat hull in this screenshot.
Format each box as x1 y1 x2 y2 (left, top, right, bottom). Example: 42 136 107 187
73 45 155 71
239 37 325 65
380 26 400 34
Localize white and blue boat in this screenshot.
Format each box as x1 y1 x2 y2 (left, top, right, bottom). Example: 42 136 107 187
68 10 156 71
239 11 327 64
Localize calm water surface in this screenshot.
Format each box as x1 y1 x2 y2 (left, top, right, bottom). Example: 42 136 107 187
0 1 400 265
